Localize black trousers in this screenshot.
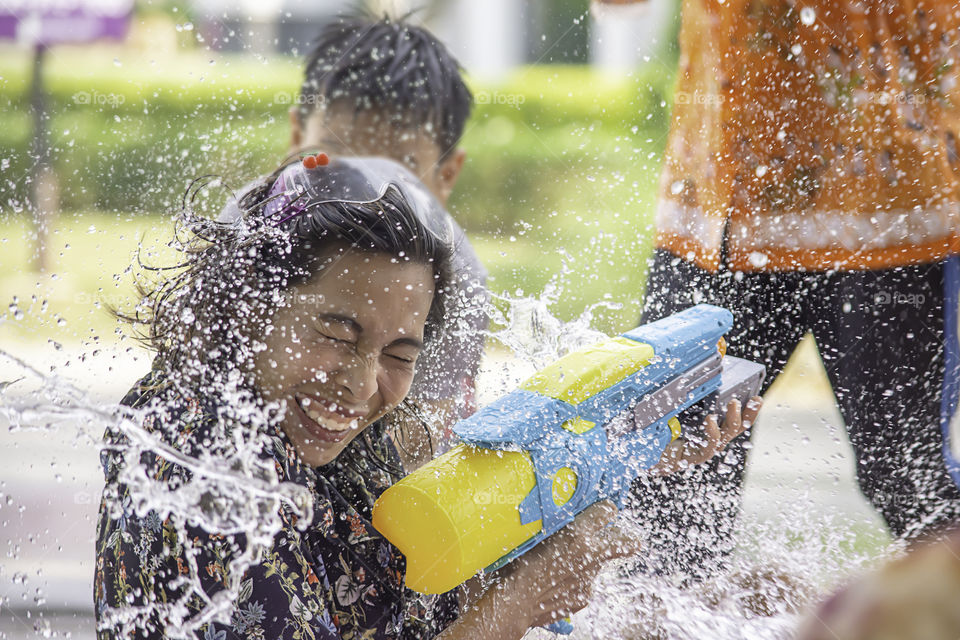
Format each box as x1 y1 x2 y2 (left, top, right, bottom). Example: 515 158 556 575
627 249 960 579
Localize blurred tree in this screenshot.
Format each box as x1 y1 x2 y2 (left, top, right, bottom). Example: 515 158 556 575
528 0 591 64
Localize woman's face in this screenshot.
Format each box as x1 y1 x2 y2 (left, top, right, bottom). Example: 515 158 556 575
253 249 435 467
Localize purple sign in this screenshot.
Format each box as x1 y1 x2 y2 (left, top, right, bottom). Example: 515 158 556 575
0 0 132 46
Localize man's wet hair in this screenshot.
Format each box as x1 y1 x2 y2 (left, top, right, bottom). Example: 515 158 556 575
298 14 473 157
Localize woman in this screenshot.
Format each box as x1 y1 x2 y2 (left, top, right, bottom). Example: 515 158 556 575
95 154 757 639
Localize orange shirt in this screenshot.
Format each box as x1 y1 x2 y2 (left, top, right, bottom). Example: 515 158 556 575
656 0 960 272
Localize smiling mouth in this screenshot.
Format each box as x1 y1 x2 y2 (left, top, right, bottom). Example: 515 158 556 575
294 393 363 438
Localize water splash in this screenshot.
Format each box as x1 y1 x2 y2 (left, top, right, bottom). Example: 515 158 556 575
473 269 898 640
538 510 896 640
0 349 312 638
486 254 620 372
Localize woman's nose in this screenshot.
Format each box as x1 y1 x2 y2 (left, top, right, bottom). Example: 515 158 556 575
334 353 379 402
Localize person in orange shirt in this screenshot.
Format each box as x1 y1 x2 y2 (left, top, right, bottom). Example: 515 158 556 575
613 0 960 579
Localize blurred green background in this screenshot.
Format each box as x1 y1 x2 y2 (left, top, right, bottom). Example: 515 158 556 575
0 43 675 346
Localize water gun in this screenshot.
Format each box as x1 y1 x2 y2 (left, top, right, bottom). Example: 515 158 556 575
372 304 764 602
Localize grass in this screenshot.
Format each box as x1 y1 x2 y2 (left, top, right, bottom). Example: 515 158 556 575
0 212 172 345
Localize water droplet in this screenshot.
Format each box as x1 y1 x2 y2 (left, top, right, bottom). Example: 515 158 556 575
800 7 816 26
748 252 770 268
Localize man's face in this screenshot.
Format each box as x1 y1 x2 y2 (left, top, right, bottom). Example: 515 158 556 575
290 103 465 205
253 249 435 467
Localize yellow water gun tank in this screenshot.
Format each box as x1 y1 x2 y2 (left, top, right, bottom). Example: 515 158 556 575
371 444 543 594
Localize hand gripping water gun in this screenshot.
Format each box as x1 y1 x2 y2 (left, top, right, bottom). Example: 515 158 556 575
372 304 764 600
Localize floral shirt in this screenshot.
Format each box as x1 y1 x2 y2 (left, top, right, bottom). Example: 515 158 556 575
94 371 459 639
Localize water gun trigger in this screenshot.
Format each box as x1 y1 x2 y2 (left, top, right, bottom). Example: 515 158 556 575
668 415 683 440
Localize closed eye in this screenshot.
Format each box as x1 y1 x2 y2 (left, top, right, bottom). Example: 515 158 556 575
313 314 361 344
318 332 355 346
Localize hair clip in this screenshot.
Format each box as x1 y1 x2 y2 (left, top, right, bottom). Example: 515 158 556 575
302 152 330 170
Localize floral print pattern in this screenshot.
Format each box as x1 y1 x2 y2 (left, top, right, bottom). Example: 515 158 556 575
95 371 459 639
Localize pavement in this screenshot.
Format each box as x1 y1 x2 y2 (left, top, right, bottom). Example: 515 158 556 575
0 337 890 639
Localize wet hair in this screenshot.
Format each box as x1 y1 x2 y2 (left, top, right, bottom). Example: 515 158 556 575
298 14 473 157
118 160 454 399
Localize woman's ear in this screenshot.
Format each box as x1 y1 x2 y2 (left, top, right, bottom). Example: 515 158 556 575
436 149 467 205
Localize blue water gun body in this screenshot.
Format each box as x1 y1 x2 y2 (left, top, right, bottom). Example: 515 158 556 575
460 304 732 568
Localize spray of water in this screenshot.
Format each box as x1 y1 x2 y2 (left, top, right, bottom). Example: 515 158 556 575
477 271 898 640
0 348 312 638
484 253 620 386
556 509 896 640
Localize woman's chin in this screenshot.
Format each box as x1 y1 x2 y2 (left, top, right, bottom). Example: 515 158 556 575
285 425 356 467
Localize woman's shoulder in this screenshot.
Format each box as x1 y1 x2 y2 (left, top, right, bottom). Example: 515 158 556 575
102 367 224 483
119 367 215 424
119 366 168 407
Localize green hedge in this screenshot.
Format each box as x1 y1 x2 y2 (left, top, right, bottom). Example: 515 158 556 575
0 50 675 335
0 51 673 234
